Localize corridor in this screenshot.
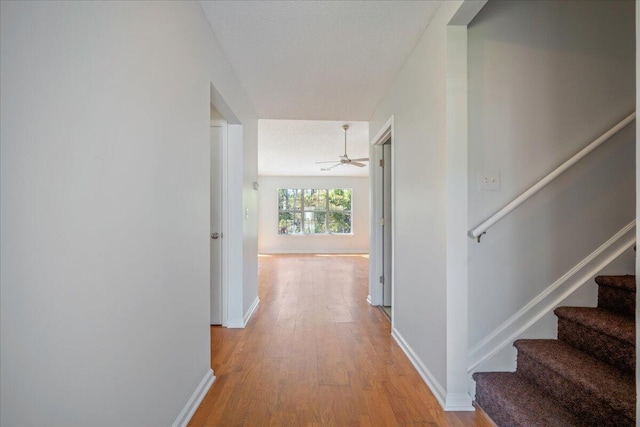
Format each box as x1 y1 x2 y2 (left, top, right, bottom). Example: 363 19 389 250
189 254 492 426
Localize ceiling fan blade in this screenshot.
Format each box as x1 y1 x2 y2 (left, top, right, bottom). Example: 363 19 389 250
320 163 342 171
317 125 365 169
316 160 339 164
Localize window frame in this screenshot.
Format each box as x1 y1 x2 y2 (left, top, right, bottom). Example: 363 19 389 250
277 188 353 235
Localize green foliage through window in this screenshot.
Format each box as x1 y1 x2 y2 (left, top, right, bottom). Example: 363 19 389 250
278 188 352 235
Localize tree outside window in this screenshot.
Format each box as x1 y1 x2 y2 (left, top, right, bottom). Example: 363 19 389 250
278 188 352 235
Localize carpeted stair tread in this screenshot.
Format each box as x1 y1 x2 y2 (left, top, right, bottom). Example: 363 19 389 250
555 306 635 374
473 372 589 427
595 275 636 292
554 307 635 345
514 339 635 424
474 275 636 426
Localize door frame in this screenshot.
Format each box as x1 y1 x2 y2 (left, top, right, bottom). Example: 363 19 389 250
210 119 229 326
369 115 395 320
210 82 244 328
382 142 392 307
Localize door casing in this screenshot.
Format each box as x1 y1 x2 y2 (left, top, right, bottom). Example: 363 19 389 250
369 116 395 323
210 120 228 326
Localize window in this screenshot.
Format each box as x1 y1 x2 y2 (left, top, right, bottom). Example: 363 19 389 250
278 188 352 235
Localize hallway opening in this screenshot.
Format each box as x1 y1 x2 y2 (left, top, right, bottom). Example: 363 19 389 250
189 254 492 426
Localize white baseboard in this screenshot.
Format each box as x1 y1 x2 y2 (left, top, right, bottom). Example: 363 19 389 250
444 393 475 411
468 220 636 373
226 296 260 329
225 319 245 328
244 296 260 326
258 249 369 255
366 295 373 305
391 328 445 408
392 328 473 411
468 376 477 401
172 369 215 427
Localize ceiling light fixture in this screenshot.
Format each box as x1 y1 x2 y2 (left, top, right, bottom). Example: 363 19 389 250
316 124 369 171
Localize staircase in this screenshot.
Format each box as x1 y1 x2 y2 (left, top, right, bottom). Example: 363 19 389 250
473 275 636 427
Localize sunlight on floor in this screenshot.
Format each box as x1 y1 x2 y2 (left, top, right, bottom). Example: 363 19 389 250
258 253 369 259
314 253 369 258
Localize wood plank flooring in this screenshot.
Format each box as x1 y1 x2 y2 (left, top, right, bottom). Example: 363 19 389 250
189 254 494 426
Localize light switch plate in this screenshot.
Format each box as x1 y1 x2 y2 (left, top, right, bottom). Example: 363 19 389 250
478 169 500 191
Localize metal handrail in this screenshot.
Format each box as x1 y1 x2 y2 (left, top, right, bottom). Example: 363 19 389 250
469 112 636 242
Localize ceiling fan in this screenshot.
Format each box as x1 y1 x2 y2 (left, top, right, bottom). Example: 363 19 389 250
316 124 369 171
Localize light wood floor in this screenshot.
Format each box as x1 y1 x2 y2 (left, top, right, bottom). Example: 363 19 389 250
189 254 494 426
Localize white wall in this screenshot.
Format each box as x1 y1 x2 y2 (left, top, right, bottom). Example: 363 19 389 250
467 0 635 366
242 127 260 316
471 247 636 374
258 176 369 253
369 0 466 405
0 1 258 425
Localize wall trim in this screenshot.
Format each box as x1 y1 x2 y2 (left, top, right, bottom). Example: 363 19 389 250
244 296 260 326
445 393 475 411
369 115 394 308
227 296 260 328
392 328 449 410
172 369 215 427
392 327 473 411
445 22 472 406
468 220 636 372
371 115 394 146
449 0 488 26
225 319 245 328
259 249 369 255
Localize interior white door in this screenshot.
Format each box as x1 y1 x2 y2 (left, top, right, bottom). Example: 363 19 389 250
382 142 392 307
210 124 224 325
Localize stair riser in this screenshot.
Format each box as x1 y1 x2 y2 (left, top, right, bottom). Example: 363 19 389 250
557 318 635 374
474 372 586 427
598 285 635 317
475 382 524 427
516 353 635 427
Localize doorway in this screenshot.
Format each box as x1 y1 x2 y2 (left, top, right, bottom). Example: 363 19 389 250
369 116 394 321
209 83 247 328
210 117 226 325
381 141 392 318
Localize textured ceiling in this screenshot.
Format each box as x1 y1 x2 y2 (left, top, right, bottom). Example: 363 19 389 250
199 1 442 121
259 120 369 177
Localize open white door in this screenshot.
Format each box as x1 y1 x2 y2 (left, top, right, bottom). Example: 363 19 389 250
210 122 226 325
382 142 392 307
369 115 393 311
